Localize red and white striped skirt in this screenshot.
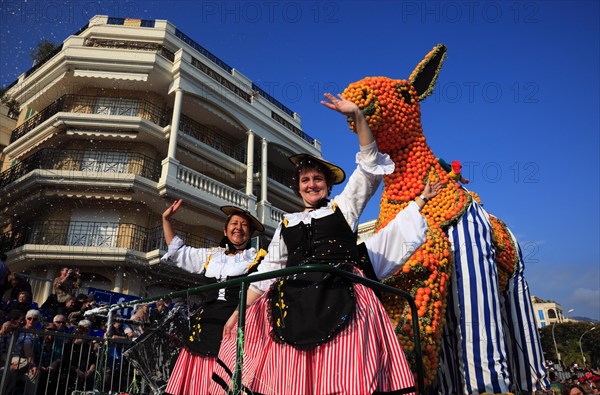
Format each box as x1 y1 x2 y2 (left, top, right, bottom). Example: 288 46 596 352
210 278 415 394
165 348 216 395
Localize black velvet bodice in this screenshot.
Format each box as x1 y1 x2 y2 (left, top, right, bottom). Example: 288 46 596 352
269 207 357 349
280 207 358 267
182 258 259 356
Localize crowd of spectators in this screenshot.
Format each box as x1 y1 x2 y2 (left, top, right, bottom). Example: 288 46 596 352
542 360 600 395
0 256 173 395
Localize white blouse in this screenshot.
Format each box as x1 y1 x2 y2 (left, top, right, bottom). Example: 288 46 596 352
162 236 261 300
364 201 428 280
250 143 395 293
162 236 259 279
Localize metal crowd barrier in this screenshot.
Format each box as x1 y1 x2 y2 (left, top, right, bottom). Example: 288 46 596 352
2 264 424 395
1 328 138 395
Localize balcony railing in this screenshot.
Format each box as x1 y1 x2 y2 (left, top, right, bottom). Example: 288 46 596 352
90 264 426 395
176 164 250 209
0 221 214 254
190 57 251 103
0 148 162 189
84 38 175 62
179 114 246 162
271 111 316 145
175 29 233 73
251 83 294 117
270 205 287 224
10 95 170 143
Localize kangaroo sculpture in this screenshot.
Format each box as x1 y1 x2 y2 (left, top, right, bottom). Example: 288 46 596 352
343 44 547 394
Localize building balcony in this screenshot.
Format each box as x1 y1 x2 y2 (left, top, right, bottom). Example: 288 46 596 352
9 94 170 144
0 148 161 190
6 16 320 154
0 220 214 261
0 147 289 230
5 94 252 172
162 159 253 209
179 113 246 163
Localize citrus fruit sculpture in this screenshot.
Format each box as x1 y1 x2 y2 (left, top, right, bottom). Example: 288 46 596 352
343 44 547 394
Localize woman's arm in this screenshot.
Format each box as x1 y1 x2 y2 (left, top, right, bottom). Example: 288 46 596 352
321 93 394 230
160 199 213 274
365 182 443 279
162 199 183 245
222 288 263 339
53 277 64 293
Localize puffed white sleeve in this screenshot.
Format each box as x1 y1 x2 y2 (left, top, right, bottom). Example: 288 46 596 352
334 141 394 231
364 201 428 280
160 235 211 274
248 224 288 294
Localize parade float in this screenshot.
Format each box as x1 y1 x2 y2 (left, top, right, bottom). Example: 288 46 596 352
343 44 548 394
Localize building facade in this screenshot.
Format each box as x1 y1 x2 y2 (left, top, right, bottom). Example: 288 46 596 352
1 15 320 303
0 103 17 162
530 296 573 328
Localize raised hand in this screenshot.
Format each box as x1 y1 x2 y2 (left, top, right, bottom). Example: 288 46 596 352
321 93 375 146
321 93 360 117
162 199 183 221
162 199 183 245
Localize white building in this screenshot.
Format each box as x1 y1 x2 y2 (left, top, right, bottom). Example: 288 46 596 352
530 296 575 328
1 15 320 302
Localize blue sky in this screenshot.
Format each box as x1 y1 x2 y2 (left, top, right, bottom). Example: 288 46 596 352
1 0 598 320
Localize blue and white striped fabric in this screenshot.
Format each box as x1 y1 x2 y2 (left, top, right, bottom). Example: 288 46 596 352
437 266 464 394
439 201 511 394
500 229 549 393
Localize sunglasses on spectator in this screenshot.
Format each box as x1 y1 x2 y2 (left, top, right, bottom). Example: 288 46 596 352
54 321 65 324
26 317 38 321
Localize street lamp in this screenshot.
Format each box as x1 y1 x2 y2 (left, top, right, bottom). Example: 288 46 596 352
579 326 596 367
552 308 574 363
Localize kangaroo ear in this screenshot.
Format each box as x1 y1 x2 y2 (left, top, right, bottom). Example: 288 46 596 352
409 44 447 102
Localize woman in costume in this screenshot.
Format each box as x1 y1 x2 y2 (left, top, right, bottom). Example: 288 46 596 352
211 93 442 394
161 201 265 395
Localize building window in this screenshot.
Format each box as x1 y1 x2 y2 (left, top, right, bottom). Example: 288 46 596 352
24 108 36 120
94 97 140 117
67 209 119 247
541 322 546 327
538 310 545 320
548 309 557 319
81 151 130 173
